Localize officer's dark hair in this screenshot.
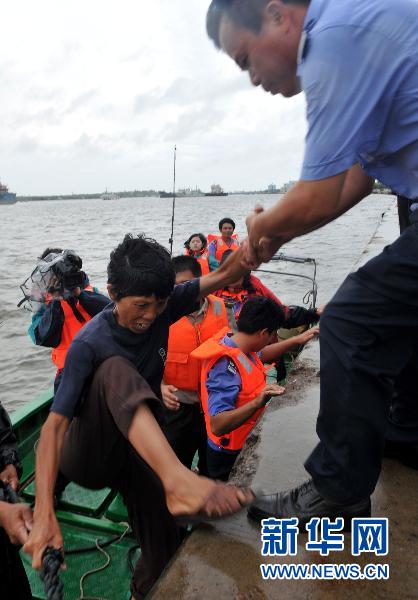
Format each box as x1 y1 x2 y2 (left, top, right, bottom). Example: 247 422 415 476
172 255 202 278
107 234 175 300
40 247 63 259
207 0 309 49
237 296 285 333
184 232 207 250
218 217 236 231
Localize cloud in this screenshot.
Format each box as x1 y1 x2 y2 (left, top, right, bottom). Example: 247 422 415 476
0 1 308 195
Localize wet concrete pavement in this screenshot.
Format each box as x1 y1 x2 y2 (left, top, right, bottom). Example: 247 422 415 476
151 206 418 600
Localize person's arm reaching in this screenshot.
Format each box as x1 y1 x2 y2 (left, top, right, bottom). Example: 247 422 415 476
244 164 374 266
199 247 248 299
23 339 95 568
23 412 69 568
210 383 285 437
260 327 319 363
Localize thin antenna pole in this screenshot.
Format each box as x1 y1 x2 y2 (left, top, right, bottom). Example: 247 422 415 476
169 145 177 255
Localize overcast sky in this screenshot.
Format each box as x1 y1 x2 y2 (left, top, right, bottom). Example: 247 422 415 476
0 1 307 195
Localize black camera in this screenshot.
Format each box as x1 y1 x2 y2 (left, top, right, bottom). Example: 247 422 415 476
51 250 85 292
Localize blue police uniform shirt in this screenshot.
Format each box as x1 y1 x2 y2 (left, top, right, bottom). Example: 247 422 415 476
206 334 261 454
51 279 200 419
299 0 418 199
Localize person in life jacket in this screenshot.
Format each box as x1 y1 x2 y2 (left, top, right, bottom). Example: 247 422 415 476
28 248 110 392
207 217 240 271
161 255 229 475
184 233 210 275
215 249 323 380
192 297 296 481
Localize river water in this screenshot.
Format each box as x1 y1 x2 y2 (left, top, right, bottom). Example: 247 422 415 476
0 193 396 412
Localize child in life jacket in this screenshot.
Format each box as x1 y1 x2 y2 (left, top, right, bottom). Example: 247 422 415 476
184 233 210 275
161 255 229 475
207 217 239 271
192 297 318 481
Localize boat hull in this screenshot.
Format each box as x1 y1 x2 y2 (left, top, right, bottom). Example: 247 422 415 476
0 192 17 204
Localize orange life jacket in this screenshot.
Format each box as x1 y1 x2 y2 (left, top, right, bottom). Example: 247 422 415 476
192 331 266 451
50 285 94 369
184 248 210 275
207 234 239 263
164 295 228 391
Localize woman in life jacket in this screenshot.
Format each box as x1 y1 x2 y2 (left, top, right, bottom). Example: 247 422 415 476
207 217 240 271
184 233 210 275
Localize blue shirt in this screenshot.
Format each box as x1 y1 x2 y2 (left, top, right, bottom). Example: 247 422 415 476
206 334 261 453
51 279 200 419
299 0 418 198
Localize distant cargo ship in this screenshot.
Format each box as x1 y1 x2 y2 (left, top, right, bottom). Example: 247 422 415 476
101 190 120 201
0 181 17 205
159 187 203 199
204 184 228 197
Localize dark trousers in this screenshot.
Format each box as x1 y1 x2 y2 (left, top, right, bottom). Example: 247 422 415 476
305 214 418 503
162 402 209 476
206 445 239 481
60 356 181 599
0 529 32 599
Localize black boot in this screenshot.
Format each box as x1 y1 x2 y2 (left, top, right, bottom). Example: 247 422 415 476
248 479 371 528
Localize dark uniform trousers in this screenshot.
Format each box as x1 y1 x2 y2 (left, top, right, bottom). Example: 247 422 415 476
162 402 209 476
306 211 418 503
59 356 181 600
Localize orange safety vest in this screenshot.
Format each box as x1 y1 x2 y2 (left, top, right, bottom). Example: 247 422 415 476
184 248 210 275
164 295 228 391
207 234 239 263
216 288 249 310
50 285 94 369
192 332 266 451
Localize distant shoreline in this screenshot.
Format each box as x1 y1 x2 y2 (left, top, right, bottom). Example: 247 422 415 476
16 190 284 202
15 187 392 202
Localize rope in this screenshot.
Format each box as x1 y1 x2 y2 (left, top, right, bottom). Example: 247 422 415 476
40 547 64 600
76 521 131 600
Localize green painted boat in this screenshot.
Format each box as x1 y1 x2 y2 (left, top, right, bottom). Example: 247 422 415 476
11 390 138 600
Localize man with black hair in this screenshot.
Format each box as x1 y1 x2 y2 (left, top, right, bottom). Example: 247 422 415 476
193 297 317 481
25 234 254 599
162 255 229 475
206 0 418 524
208 217 239 271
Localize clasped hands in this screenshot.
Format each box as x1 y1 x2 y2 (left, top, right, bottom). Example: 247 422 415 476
241 205 282 268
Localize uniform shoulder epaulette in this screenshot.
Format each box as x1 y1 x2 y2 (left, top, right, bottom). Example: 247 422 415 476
227 360 237 375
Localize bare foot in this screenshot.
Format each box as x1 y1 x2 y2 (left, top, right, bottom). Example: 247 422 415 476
165 470 254 519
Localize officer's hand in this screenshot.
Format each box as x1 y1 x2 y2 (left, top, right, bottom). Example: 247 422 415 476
0 463 19 491
161 384 180 411
254 384 285 409
0 501 33 545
